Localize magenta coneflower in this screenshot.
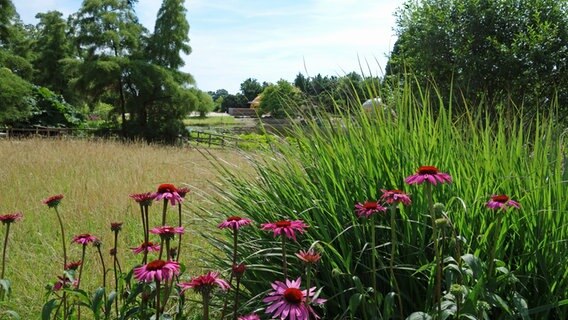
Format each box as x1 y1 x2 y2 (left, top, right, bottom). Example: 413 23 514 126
72 234 99 245
177 187 191 198
129 192 157 206
179 271 230 294
296 249 321 265
261 219 308 241
133 259 180 283
0 212 23 224
405 166 452 185
42 194 64 208
110 222 123 232
354 201 387 218
150 226 185 239
263 278 326 320
131 241 161 254
155 183 183 206
53 275 78 291
218 216 253 230
380 189 412 206
238 314 260 320
486 195 520 210
64 260 82 271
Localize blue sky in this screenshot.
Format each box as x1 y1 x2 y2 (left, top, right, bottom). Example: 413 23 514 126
14 0 405 93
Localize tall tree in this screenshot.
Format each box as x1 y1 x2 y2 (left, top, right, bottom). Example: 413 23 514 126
386 0 568 116
70 0 145 136
0 0 16 45
240 77 263 101
33 11 72 95
148 0 191 69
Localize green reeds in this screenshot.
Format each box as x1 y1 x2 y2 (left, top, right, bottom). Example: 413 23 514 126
206 78 567 319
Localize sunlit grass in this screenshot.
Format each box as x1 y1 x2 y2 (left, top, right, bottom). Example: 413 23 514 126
0 137 247 317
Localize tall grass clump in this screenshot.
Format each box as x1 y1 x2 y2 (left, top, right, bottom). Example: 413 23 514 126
204 80 568 319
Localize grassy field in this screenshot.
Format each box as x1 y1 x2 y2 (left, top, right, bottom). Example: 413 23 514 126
0 137 246 318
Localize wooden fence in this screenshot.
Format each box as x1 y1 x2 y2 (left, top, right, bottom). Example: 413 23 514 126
186 129 242 148
0 127 115 138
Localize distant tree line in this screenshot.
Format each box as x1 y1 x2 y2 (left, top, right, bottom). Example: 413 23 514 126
0 0 213 143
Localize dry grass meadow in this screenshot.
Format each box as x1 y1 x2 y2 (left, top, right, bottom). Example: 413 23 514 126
0 137 248 317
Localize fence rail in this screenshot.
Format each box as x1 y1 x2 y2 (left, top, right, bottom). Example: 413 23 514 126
0 127 115 138
187 129 242 148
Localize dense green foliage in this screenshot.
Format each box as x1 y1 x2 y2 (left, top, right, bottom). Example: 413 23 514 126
258 79 304 118
0 0 213 142
205 82 568 318
387 0 568 117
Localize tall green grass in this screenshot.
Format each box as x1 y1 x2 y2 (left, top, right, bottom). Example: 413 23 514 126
203 81 568 318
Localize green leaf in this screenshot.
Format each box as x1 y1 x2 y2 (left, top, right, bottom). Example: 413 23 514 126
0 310 20 320
511 292 530 320
91 287 106 318
461 254 482 279
349 293 363 315
406 311 432 320
41 299 58 320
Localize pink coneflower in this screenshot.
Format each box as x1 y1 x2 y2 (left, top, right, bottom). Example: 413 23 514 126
405 166 452 185
64 260 82 271
155 183 183 206
218 216 253 230
232 263 247 277
486 195 520 210
131 241 161 254
42 194 64 208
238 314 260 320
296 249 321 265
133 259 180 282
263 278 326 320
72 234 99 245
150 226 185 240
354 201 387 218
110 222 123 232
261 219 308 241
53 275 78 291
179 271 230 294
129 192 157 206
177 187 191 198
0 212 23 224
380 189 412 206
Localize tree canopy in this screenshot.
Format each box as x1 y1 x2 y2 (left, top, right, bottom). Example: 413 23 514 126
386 0 568 115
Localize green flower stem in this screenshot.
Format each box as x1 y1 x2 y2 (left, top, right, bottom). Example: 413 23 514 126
203 289 211 320
282 236 288 279
488 214 503 282
305 264 312 304
1 223 11 280
220 229 239 319
143 205 150 264
161 199 168 226
389 206 404 318
176 203 183 262
370 215 378 301
96 245 106 289
233 276 241 320
425 184 442 319
54 207 67 267
139 204 146 243
77 244 87 320
155 279 161 319
113 231 119 318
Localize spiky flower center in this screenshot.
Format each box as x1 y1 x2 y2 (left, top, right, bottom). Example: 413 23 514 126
227 216 242 222
492 195 510 203
363 201 379 210
283 287 303 304
146 260 166 271
275 220 292 228
418 166 439 175
157 183 177 194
